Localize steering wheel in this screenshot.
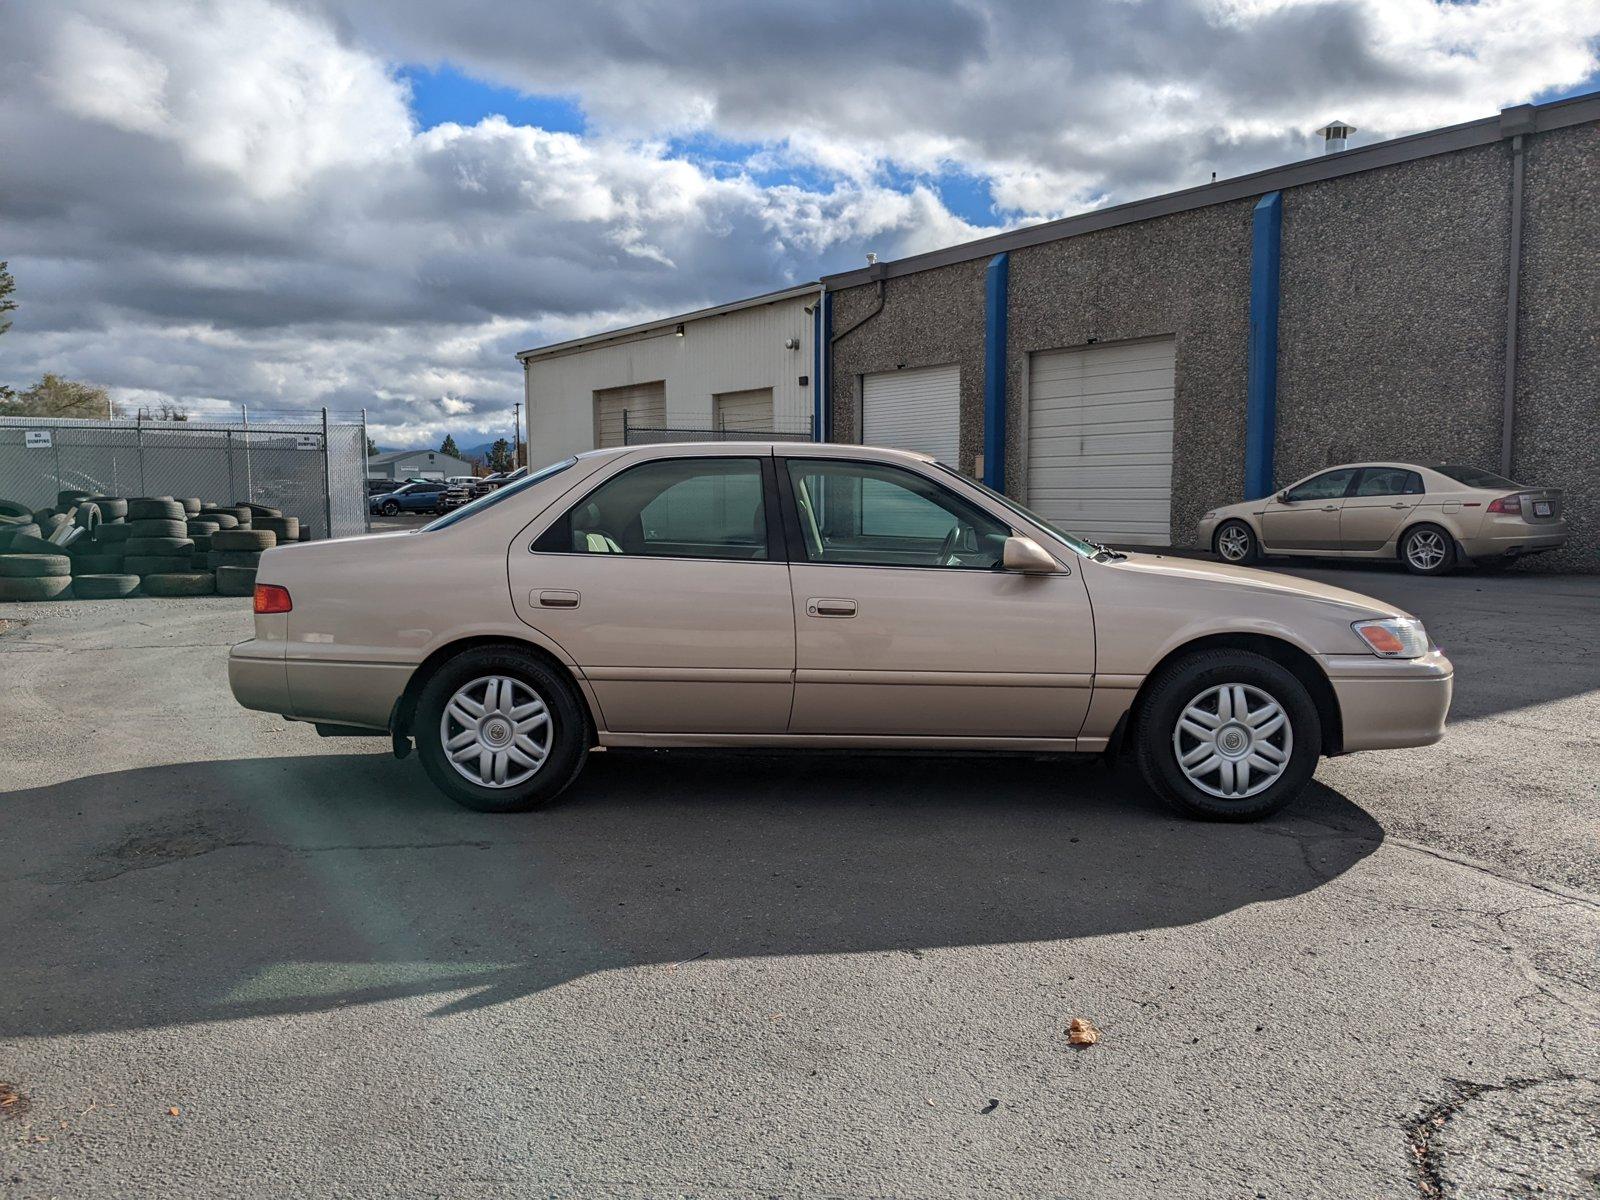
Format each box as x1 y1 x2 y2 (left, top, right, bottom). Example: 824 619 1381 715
937 524 974 566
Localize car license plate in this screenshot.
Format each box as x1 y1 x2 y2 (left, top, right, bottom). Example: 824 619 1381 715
1533 501 1552 517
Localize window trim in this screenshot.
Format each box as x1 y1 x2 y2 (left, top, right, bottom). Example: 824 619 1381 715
775 455 1015 572
528 453 787 564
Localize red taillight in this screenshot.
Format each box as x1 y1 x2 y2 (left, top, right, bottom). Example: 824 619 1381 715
1486 494 1521 514
253 584 292 614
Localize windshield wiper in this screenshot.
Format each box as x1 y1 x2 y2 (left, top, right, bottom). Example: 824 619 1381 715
1088 540 1127 562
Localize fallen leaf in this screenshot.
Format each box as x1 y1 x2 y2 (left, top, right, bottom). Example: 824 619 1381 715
167 1107 181 1117
1067 1017 1100 1046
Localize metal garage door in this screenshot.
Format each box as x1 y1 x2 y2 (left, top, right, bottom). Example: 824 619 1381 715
713 388 774 432
1026 337 1175 545
862 364 960 464
595 381 666 448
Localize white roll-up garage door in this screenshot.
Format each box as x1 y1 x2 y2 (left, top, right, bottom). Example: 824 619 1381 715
713 388 774 432
1025 337 1175 545
595 381 666 448
862 364 960 464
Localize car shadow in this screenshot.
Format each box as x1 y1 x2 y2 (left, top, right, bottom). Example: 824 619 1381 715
3 750 1383 1037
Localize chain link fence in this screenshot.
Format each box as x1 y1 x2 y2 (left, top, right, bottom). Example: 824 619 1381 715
0 414 370 539
623 419 815 446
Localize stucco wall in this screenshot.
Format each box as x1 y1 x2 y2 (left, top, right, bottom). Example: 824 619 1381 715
1513 122 1600 574
525 294 815 463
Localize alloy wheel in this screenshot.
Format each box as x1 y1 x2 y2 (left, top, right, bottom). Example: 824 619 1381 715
1217 525 1251 562
440 675 553 789
1172 682 1292 799
1406 529 1447 571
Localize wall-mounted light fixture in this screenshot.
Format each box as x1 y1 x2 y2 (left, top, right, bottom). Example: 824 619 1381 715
674 323 685 338
784 337 799 350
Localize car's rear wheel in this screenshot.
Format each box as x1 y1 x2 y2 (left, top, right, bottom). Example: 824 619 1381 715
381 500 400 516
1213 520 1260 565
414 646 589 812
1400 524 1456 575
1135 650 1320 821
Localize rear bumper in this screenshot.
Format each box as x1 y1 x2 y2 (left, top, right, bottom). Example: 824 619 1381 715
1458 519 1568 558
228 640 408 730
1324 650 1453 753
228 639 290 714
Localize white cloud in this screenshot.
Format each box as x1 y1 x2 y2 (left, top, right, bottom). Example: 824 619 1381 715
2 0 1596 445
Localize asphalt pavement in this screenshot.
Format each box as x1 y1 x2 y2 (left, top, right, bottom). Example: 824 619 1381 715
1 562 1596 1197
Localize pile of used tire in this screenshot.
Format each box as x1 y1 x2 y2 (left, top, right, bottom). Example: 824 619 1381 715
0 491 307 602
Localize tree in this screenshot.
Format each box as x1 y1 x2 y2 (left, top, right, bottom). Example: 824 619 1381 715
486 437 514 472
367 435 378 456
0 373 120 419
137 400 188 421
0 261 15 338
439 434 460 458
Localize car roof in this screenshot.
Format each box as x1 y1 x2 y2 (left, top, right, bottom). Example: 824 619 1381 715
573 441 940 466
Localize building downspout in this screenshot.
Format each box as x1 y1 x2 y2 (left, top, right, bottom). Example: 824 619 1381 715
829 262 887 345
1499 111 1531 479
813 284 826 442
1243 192 1283 500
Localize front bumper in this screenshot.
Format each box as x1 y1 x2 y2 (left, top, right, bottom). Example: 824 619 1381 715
1323 649 1453 752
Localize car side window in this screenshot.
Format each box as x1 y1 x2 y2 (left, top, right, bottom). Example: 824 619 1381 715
1285 469 1357 503
784 459 1009 569
1354 468 1424 497
534 457 768 561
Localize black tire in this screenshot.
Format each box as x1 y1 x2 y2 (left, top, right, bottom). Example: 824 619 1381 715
414 647 590 813
0 500 33 519
0 575 72 601
125 554 195 576
1134 649 1321 822
32 508 57 527
1399 523 1457 576
187 519 221 536
213 528 276 551
128 518 187 539
87 497 128 520
207 549 262 569
127 498 186 521
1212 519 1261 565
255 515 300 541
3 533 64 556
178 498 202 516
72 554 125 575
0 553 72 579
73 503 103 533
201 511 240 528
96 523 133 543
72 573 140 599
381 500 400 516
241 503 282 518
215 565 258 596
142 572 216 597
0 524 43 550
57 490 92 509
125 536 195 555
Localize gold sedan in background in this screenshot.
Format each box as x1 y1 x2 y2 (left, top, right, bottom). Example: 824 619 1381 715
1199 462 1568 575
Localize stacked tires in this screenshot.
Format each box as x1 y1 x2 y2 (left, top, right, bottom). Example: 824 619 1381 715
0 493 291 602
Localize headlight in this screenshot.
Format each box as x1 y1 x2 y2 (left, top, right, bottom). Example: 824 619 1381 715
1352 617 1430 659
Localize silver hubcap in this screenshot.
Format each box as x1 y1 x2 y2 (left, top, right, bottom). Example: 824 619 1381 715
440 676 552 789
1173 683 1292 800
1217 525 1250 561
1407 530 1446 570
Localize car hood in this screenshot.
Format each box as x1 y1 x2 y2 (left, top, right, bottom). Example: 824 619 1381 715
1102 552 1411 619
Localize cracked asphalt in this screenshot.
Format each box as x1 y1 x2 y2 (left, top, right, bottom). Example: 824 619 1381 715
2 567 1597 1198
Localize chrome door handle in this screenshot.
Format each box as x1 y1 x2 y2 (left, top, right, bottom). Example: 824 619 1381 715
537 589 580 608
806 597 857 618
1321 505 1339 511
1390 502 1407 509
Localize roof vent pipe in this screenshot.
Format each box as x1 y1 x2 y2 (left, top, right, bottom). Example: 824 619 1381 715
865 252 878 265
1317 120 1355 154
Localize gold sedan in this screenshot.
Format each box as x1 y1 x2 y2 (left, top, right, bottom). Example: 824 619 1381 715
1199 463 1568 575
231 443 1452 821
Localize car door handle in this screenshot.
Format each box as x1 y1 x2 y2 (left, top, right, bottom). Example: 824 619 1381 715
537 590 580 608
806 597 857 618
1321 505 1339 511
1390 502 1408 509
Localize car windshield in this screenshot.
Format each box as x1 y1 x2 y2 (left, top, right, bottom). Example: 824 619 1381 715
1437 463 1520 489
421 457 578 531
935 465 1099 559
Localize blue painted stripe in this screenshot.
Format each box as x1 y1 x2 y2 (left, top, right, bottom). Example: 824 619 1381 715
812 295 824 441
1244 193 1282 500
983 252 1009 489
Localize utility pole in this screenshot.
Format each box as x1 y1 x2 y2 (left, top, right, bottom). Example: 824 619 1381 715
512 401 523 467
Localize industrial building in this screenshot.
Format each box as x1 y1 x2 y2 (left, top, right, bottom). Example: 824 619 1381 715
520 92 1598 572
367 447 474 481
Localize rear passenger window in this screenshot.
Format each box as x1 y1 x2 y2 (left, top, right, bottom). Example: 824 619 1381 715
1355 468 1424 497
533 457 768 561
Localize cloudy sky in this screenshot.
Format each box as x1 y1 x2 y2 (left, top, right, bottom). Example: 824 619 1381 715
2 0 1596 446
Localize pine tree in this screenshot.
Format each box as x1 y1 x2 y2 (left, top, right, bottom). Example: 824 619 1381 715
439 434 461 458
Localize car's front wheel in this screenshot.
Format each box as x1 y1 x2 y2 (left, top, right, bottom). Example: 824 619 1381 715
1213 520 1260 565
414 646 589 812
381 500 400 516
1134 649 1321 821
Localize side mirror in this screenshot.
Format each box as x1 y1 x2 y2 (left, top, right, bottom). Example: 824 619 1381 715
1277 490 1292 504
1002 535 1061 574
